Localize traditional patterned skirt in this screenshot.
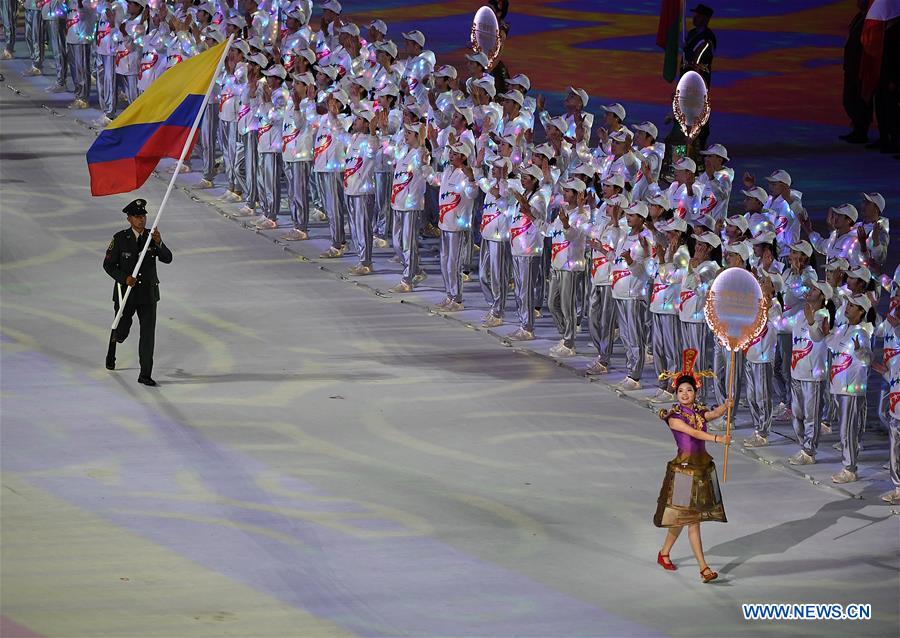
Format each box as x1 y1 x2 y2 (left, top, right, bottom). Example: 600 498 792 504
653 453 727 528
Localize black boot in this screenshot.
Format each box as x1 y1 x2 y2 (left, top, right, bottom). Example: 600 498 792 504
137 370 157 386
106 331 117 370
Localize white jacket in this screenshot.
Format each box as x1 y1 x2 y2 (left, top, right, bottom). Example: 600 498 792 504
611 229 656 300
679 260 720 323
810 321 873 397
430 167 479 232
343 133 379 196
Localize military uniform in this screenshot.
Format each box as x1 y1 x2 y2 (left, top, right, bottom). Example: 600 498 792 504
102 200 172 383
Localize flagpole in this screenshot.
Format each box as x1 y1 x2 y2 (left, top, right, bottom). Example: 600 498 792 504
112 35 234 330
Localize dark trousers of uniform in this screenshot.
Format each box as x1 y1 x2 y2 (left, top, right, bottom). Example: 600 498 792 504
374 172 391 238
479 239 510 318
548 269 578 349
110 297 157 377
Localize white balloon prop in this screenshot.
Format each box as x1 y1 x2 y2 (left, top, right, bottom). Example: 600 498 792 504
471 6 503 69
673 70 710 140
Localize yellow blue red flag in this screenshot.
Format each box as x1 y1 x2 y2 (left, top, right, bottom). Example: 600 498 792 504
87 40 228 196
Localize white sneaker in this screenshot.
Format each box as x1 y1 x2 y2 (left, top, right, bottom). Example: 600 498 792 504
880 488 900 504
533 308 542 319
256 218 278 230
742 433 769 448
820 422 832 435
373 236 389 248
1 50 12 60
67 98 88 109
645 352 655 365
788 450 816 466
831 469 857 484
226 191 244 202
507 328 535 341
319 246 344 258
279 229 308 241
24 66 42 76
46 83 67 93
585 360 609 375
348 264 372 276
388 281 413 293
550 344 576 358
616 377 641 391
649 389 675 404
94 115 113 127
238 205 255 216
388 255 402 264
444 301 464 312
433 298 452 309
313 209 327 222
482 315 503 328
774 405 793 422
195 178 214 189
412 271 427 284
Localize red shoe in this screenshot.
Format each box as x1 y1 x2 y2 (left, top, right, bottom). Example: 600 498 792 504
700 566 718 583
657 551 677 571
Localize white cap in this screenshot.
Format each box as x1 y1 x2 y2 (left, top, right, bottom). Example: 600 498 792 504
725 241 751 262
625 201 649 218
847 294 872 313
291 71 315 85
632 121 658 139
507 73 530 90
338 23 360 37
646 191 670 208
862 192 885 213
248 53 269 68
128 0 148 7
674 157 696 172
847 265 872 282
453 104 474 125
226 15 247 28
764 169 792 186
695 214 717 232
810 280 834 301
492 156 512 172
402 30 425 47
404 122 423 135
352 105 375 122
561 178 586 193
433 64 457 79
449 140 474 159
763 271 785 293
606 193 629 208
571 163 597 178
368 19 387 35
500 90 524 106
329 89 350 106
263 64 287 79
532 143 555 159
195 2 215 15
472 76 496 98
825 257 849 272
750 231 776 246
609 129 629 143
287 6 307 21
600 102 626 121
742 187 768 205
318 65 340 80
231 40 250 55
830 203 859 222
465 52 490 68
246 36 265 51
693 231 722 248
547 116 568 133
790 240 813 257
725 215 749 233
658 217 688 233
322 0 342 14
375 83 399 97
204 28 225 43
700 143 729 161
297 48 316 64
375 41 398 58
568 87 589 108
519 164 544 182
601 173 624 189
499 132 518 147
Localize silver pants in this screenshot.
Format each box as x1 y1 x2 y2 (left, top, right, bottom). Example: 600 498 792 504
744 361 773 437
615 298 648 381
24 9 42 68
512 255 538 332
220 120 243 193
66 42 90 101
888 416 900 488
1 0 17 54
316 172 345 249
681 322 710 403
284 160 310 231
479 239 510 319
257 152 282 220
440 231 465 302
45 18 66 86
243 133 259 208
548 270 579 349
391 207 405 261
791 379 824 456
97 54 116 117
347 194 375 266
374 172 391 237
588 285 617 365
836 394 866 472
397 209 422 285
772 332 792 406
201 103 218 181
714 342 744 406
424 183 439 228
652 313 682 390
117 74 138 110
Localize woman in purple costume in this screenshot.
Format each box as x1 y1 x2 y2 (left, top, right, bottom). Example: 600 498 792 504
654 348 732 583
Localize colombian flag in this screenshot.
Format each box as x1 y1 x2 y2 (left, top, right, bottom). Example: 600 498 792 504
87 39 229 196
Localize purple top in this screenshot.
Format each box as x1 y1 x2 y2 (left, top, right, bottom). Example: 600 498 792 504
664 404 708 459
